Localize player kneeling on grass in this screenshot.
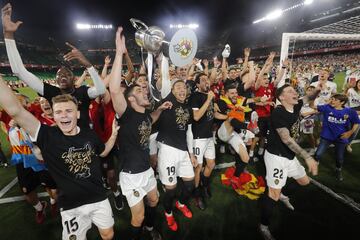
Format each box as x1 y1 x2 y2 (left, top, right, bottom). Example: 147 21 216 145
0 74 119 240
314 93 359 181
109 27 171 240
259 84 320 240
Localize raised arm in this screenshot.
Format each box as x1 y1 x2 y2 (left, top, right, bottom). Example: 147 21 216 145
255 52 275 90
0 74 40 139
63 42 105 98
124 51 135 83
221 57 228 80
273 58 289 87
2 3 44 95
109 27 127 117
101 56 111 80
203 59 209 76
150 101 172 123
240 48 250 77
276 127 318 175
75 69 88 88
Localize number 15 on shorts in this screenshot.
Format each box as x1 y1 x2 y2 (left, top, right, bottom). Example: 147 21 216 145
64 217 79 235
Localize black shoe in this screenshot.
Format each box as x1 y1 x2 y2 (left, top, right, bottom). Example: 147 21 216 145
143 227 162 240
195 197 206 210
335 169 343 181
114 194 124 211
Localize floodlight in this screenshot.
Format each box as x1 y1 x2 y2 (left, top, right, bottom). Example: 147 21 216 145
304 0 314 5
265 9 283 20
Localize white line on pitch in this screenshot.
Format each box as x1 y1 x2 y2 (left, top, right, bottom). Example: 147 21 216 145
0 192 48 204
0 177 18 198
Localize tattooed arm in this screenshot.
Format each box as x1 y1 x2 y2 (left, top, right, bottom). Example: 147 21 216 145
276 127 318 175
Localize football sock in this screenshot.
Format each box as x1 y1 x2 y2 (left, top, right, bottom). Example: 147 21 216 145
234 155 247 177
144 205 156 229
163 188 177 214
260 194 277 226
33 201 43 211
201 173 210 188
130 225 142 240
179 180 194 205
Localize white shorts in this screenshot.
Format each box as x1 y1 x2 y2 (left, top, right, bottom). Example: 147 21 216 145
193 138 216 164
217 122 246 154
157 143 195 186
264 150 306 189
149 132 158 155
119 168 157 208
60 199 114 240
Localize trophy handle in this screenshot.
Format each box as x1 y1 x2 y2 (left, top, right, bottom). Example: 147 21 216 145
130 18 148 31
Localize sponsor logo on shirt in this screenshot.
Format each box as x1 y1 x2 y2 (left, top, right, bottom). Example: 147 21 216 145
327 116 347 124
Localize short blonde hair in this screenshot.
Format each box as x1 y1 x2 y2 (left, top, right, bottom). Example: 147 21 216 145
51 94 78 108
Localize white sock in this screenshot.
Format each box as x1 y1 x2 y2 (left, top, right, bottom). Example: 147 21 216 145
113 190 120 197
165 211 173 217
258 148 264 155
249 150 254 157
33 201 43 211
280 193 288 200
50 198 56 205
145 226 153 231
177 201 184 207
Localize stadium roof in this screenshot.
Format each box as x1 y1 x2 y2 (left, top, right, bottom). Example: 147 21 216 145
5 0 360 56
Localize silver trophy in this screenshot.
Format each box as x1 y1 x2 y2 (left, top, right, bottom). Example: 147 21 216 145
130 18 197 67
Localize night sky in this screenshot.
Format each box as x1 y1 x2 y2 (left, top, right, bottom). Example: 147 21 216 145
1 0 359 56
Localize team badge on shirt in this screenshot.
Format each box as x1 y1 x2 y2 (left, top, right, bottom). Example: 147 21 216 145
274 179 279 185
344 114 349 120
169 177 174 183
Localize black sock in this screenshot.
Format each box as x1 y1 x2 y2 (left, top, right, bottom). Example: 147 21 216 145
260 194 277 226
201 173 210 188
234 155 247 177
336 159 343 169
0 148 6 163
144 205 156 229
193 186 201 198
130 225 142 240
179 180 194 205
163 188 176 214
281 179 299 197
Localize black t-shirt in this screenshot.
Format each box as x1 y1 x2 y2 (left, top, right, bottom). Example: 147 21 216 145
149 99 161 134
224 77 241 89
43 83 91 129
190 92 214 139
35 124 106 210
266 100 303 159
156 93 193 151
118 107 152 174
